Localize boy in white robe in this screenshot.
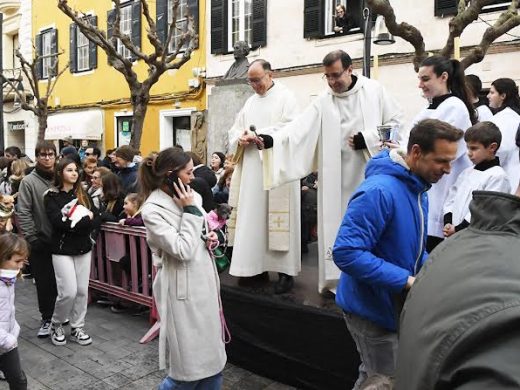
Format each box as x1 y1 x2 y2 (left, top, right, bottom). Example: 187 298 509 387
443 122 511 237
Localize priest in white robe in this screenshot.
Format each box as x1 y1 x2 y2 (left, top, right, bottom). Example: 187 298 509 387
227 59 301 294
253 50 402 293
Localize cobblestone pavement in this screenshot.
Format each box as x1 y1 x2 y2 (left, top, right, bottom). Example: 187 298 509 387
0 280 297 390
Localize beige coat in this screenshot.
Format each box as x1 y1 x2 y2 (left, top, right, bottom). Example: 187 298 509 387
142 189 227 381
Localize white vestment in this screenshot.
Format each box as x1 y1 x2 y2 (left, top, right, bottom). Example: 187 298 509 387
489 107 520 192
262 75 402 292
411 96 472 238
228 82 301 277
443 164 511 225
477 104 493 122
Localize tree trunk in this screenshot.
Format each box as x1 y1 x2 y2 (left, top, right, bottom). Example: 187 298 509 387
37 111 48 142
129 88 151 150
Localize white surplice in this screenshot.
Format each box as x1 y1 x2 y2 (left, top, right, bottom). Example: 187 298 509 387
228 82 302 277
411 96 472 239
490 107 520 192
262 75 402 293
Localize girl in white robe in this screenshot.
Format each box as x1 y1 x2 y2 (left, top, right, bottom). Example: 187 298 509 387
487 78 520 192
411 56 476 252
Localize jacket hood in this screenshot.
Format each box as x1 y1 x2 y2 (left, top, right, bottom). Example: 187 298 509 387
365 149 430 194
469 191 520 235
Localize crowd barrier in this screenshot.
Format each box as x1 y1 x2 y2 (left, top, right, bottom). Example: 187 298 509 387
89 222 160 343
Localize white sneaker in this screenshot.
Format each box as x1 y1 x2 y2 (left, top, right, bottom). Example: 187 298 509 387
51 324 66 346
37 320 51 338
70 327 92 346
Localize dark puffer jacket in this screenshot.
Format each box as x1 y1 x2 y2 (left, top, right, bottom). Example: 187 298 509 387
44 188 101 255
396 191 520 389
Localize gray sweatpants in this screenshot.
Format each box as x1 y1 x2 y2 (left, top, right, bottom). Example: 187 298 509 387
51 252 91 329
343 312 397 390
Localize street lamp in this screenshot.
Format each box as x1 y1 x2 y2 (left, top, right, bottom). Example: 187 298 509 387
362 4 395 78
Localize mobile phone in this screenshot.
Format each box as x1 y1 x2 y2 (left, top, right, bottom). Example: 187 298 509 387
167 172 185 198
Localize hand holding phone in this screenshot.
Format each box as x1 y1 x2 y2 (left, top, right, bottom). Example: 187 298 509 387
167 173 194 207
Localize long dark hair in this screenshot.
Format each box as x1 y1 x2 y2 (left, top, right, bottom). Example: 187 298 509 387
54 158 92 209
139 148 192 200
101 172 123 202
491 78 520 115
421 56 477 124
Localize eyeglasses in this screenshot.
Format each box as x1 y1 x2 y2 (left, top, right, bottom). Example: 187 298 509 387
247 73 268 85
38 153 56 159
322 69 347 81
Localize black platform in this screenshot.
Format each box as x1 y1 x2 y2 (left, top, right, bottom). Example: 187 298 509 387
220 243 360 390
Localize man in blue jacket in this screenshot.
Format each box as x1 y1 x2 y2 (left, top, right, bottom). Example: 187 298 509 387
333 118 463 389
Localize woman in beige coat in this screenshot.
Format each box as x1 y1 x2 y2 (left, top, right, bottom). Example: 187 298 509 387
139 148 227 390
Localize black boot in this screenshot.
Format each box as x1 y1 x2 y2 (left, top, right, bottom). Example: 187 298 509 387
275 273 294 294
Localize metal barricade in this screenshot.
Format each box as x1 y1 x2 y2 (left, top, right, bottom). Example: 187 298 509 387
89 223 159 341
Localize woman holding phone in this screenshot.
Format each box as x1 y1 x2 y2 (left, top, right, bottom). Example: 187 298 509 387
139 148 227 390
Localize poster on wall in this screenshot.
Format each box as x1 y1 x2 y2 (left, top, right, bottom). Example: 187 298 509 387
118 116 132 146
175 129 192 151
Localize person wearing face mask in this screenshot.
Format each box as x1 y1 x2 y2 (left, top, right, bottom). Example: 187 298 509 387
0 233 28 390
396 181 520 389
250 50 402 293
487 78 520 192
409 55 476 252
139 148 227 390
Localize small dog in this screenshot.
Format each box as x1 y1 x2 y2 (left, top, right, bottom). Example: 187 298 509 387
61 198 92 228
207 203 232 231
0 194 15 232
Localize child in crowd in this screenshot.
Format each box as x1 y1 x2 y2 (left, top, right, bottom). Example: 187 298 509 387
82 156 98 190
118 193 144 227
213 167 234 204
443 122 511 237
0 233 29 389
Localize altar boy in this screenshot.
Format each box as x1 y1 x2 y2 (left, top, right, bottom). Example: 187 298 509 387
443 121 511 237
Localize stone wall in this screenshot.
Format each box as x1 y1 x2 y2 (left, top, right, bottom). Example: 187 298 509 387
207 81 253 156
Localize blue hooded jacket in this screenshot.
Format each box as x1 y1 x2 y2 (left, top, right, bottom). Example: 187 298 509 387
333 149 430 331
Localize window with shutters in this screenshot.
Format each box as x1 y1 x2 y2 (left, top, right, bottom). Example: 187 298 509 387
210 0 266 55
76 30 90 71
167 0 189 52
324 0 361 36
304 0 362 40
435 0 511 17
118 4 133 58
228 0 253 52
41 30 54 79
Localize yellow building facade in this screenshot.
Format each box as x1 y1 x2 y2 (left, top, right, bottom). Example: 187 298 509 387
32 0 207 158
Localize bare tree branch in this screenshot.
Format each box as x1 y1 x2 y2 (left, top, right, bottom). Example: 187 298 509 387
47 61 70 98
58 0 197 148
461 1 520 68
367 0 427 71
10 44 68 140
162 0 181 64
440 0 499 58
140 0 163 56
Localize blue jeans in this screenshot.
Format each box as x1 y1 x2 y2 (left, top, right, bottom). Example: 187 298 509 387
343 312 397 390
158 372 223 390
